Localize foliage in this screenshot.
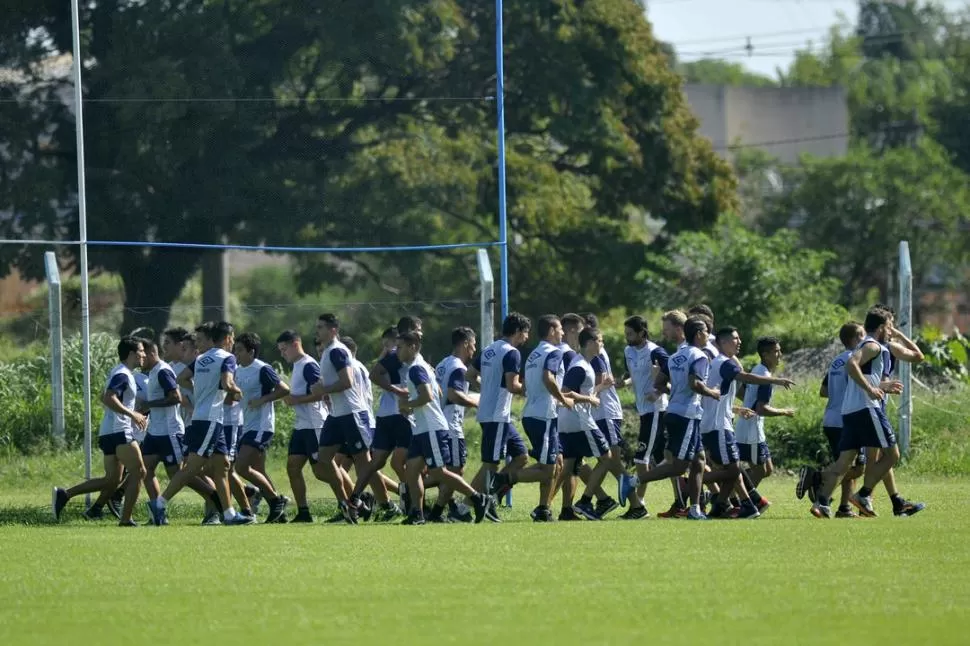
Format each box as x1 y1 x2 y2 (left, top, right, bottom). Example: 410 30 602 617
1 0 736 335
639 217 846 348
914 326 970 383
677 59 777 87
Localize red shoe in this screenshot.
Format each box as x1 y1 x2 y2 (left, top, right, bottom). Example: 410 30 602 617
657 504 688 519
756 497 772 514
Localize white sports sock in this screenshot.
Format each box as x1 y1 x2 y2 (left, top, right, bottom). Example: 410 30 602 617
690 504 702 515
223 508 236 521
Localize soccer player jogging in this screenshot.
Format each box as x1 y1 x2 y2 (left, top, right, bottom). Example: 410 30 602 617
314 313 386 524
148 321 251 526
734 337 795 512
496 315 574 523
366 319 421 515
797 322 866 517
277 329 328 523
53 336 149 526
466 313 532 519
138 337 220 518
233 332 291 523
428 326 481 523
396 332 495 525
812 308 925 518
616 315 668 519
557 327 614 520
640 316 719 520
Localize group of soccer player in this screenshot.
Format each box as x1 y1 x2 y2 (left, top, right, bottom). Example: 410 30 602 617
50 301 925 526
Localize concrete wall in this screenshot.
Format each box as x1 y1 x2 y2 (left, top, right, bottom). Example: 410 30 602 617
684 84 849 163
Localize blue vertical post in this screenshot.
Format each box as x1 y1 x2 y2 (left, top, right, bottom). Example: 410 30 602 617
495 0 513 508
495 0 509 321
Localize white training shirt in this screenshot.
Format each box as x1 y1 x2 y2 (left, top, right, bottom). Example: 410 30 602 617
146 360 184 437
436 354 470 439
99 364 137 437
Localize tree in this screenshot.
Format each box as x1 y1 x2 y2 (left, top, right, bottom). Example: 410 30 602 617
1 0 736 334
758 141 969 305
677 59 777 87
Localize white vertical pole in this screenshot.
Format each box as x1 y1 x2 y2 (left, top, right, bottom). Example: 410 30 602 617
70 0 94 498
898 241 913 457
476 249 495 347
45 252 65 445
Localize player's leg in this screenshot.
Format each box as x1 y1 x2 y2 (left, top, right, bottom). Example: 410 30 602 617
115 442 148 525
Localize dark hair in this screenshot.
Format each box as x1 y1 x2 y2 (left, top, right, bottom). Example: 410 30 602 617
451 326 476 346
118 336 142 361
715 326 739 343
863 309 890 334
687 304 715 323
208 321 234 344
624 315 649 336
340 336 357 355
276 329 301 344
579 326 602 348
501 312 531 337
398 331 422 347
318 313 339 329
129 326 155 341
691 313 714 334
756 336 781 357
581 312 599 329
381 326 398 340
183 333 198 348
839 322 864 348
195 322 214 337
537 315 561 339
396 316 422 335
136 337 158 354
684 317 708 344
163 327 189 343
871 302 896 317
561 313 585 331
236 332 261 356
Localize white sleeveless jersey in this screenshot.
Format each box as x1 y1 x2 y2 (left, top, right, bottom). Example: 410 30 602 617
700 355 741 433
474 340 521 423
406 358 448 435
624 341 669 415
841 336 890 415
666 345 709 420
522 341 564 420
435 354 469 439
236 358 280 433
558 357 597 433
735 364 773 444
192 348 235 423
353 358 376 429
592 348 623 421
99 364 137 437
822 350 852 428
290 354 327 429
146 360 184 437
320 339 368 416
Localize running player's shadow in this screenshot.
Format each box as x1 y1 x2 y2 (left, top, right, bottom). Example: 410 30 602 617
0 505 61 526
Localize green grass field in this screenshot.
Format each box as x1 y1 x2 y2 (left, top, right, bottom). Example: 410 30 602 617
0 454 968 645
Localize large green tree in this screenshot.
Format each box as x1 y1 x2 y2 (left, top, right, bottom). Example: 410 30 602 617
1 0 735 333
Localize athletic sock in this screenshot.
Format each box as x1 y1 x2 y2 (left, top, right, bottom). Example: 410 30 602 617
223 508 236 521
838 504 852 513
748 488 764 505
858 487 872 498
579 494 593 505
890 493 904 511
429 504 445 519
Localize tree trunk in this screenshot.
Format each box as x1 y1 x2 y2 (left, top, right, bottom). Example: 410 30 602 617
118 250 200 338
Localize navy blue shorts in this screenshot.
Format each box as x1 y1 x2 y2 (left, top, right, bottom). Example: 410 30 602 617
320 411 372 455
560 427 609 460
840 408 896 452
372 415 413 453
738 441 771 466
824 426 866 466
98 431 134 456
287 427 320 463
701 429 740 466
407 430 452 469
239 430 274 453
185 420 223 458
142 433 185 466
664 414 700 462
596 418 623 448
446 436 467 469
635 412 666 465
522 417 560 465
480 421 529 464
221 425 238 460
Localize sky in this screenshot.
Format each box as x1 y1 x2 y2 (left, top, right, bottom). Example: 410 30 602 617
647 0 964 79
